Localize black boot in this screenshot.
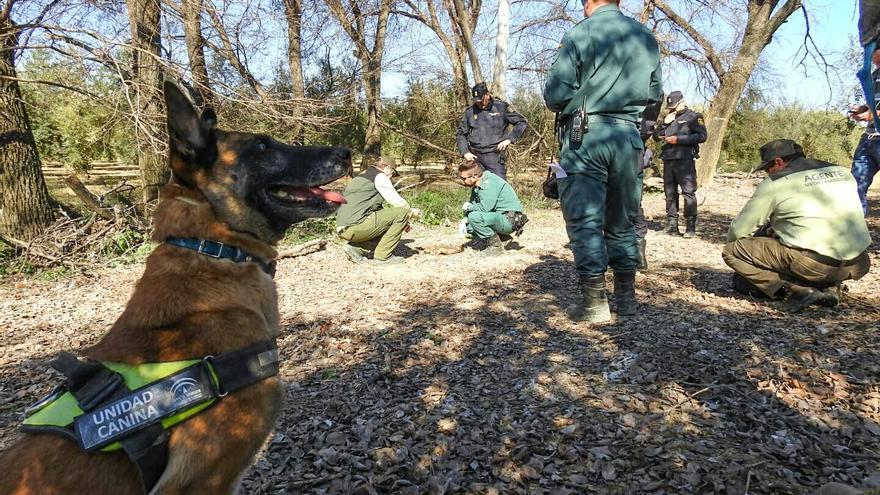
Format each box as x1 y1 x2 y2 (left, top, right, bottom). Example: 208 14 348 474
664 216 680 235
481 234 505 257
637 238 648 271
567 276 611 323
683 216 697 239
613 270 637 316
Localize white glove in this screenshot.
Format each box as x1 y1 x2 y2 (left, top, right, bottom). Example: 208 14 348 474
463 152 477 161
457 218 469 237
409 207 422 218
496 139 512 151
462 202 472 211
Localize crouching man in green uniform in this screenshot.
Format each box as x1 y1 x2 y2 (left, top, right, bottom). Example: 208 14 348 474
336 156 420 264
723 139 872 312
458 160 527 256
543 0 663 322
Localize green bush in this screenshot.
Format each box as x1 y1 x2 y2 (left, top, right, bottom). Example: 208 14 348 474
402 188 470 226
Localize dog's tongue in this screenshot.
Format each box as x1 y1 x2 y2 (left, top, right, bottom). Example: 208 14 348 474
308 187 346 204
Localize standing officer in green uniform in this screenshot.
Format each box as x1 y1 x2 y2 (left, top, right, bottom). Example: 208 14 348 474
456 82 528 180
653 91 707 238
543 0 662 323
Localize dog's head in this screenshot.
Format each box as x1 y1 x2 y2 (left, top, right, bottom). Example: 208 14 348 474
163 81 351 242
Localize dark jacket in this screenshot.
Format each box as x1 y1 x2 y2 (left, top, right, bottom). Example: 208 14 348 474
653 108 707 160
456 98 527 155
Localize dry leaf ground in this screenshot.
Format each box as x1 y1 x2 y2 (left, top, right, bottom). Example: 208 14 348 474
1 176 878 494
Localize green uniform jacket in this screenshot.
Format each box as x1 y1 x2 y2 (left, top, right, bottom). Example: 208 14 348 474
543 5 663 121
727 157 872 260
468 171 523 214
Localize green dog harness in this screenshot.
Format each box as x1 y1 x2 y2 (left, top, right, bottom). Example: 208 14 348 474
21 341 279 493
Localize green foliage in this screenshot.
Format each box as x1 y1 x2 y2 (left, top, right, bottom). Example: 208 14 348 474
721 88 861 172
402 187 470 226
382 80 460 167
100 229 148 257
21 50 136 171
282 217 337 245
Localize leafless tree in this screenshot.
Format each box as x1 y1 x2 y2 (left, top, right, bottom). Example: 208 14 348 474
324 0 394 167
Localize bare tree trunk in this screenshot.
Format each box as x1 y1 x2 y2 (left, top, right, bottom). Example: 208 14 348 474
182 0 213 108
449 0 482 83
398 0 470 106
491 0 508 99
325 0 392 168
698 32 766 185
283 0 305 143
0 18 55 241
125 0 167 204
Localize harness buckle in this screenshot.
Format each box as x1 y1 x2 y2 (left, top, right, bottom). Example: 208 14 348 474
202 356 229 397
197 240 224 258
24 383 68 416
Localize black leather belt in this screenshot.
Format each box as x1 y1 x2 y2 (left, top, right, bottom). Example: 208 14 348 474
802 249 866 267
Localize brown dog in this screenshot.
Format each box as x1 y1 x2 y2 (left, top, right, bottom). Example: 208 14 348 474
0 82 351 494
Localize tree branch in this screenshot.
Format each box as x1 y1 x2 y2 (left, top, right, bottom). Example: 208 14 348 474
768 0 803 34
653 0 725 80
377 119 459 158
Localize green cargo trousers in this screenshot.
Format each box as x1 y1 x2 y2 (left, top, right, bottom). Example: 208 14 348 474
338 207 411 260
466 211 513 239
558 120 643 277
722 236 870 297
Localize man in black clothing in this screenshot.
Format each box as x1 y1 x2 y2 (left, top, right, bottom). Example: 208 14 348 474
456 82 528 180
653 90 707 238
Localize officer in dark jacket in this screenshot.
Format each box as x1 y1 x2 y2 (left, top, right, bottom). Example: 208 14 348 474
456 82 528 180
653 90 707 238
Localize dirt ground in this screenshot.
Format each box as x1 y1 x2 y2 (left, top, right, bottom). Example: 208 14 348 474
1 175 879 494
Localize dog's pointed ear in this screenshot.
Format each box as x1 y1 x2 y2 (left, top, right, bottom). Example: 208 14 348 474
164 80 216 164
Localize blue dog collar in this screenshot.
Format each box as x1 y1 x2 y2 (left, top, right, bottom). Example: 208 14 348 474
165 237 276 277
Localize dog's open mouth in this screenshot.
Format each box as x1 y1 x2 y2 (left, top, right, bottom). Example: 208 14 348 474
269 185 346 206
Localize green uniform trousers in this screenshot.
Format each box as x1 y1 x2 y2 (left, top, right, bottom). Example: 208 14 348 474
558 121 642 276
722 237 870 297
466 211 513 239
338 207 410 260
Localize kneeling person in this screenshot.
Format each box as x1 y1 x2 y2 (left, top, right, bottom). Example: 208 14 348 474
336 156 418 264
459 160 527 256
722 139 871 312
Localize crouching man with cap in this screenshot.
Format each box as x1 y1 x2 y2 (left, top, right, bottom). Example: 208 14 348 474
458 160 528 256
336 156 420 264
722 139 872 312
455 82 528 180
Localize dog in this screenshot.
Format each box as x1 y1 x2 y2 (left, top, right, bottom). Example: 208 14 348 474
0 81 351 494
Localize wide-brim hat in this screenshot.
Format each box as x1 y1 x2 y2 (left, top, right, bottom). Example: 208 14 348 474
751 139 804 173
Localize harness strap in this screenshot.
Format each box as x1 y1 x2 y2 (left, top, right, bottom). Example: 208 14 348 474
51 353 169 493
206 340 280 396
165 236 277 277
32 341 280 494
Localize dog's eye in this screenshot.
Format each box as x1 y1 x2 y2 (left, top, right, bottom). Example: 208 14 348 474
256 139 269 152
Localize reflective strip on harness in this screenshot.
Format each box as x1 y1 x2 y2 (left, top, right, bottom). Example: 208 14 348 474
74 363 215 451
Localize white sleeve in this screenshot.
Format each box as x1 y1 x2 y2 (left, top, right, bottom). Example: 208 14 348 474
374 173 409 208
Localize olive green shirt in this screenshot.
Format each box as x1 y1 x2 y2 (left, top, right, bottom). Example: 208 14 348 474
543 5 663 121
727 158 871 260
468 171 523 214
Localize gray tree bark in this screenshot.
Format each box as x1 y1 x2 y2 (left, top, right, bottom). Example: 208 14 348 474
182 0 213 108
125 0 167 204
325 0 393 168
0 15 55 241
491 0 509 99
282 0 305 143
